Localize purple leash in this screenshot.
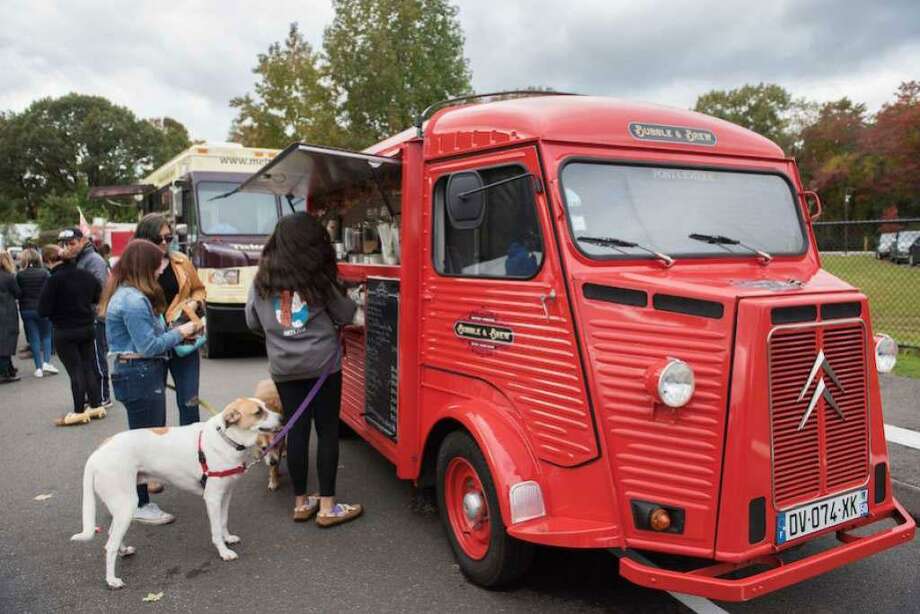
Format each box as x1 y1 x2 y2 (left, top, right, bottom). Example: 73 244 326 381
246 345 341 470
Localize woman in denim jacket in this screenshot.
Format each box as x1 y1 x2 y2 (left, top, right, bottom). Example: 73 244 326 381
101 240 200 525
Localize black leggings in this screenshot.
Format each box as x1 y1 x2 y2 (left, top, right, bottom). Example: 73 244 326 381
275 371 343 498
54 326 102 412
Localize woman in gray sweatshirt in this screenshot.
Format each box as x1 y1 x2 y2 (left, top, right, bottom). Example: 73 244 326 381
245 212 360 526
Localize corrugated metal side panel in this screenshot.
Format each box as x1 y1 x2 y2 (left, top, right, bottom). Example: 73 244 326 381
341 330 366 421
421 279 597 466
584 313 731 546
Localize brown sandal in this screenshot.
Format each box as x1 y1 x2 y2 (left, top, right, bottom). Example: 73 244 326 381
292 495 320 522
316 503 363 527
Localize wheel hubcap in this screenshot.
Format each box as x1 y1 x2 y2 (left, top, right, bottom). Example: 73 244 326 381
462 491 485 523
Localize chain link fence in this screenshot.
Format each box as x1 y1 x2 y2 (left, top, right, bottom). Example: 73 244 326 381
813 218 920 347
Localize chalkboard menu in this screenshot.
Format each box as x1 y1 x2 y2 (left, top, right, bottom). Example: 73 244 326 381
364 277 399 439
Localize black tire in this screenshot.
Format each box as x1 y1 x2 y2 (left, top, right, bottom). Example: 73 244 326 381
910 254 916 267
436 431 535 587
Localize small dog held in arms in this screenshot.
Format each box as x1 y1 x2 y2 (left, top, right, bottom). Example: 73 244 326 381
70 398 281 589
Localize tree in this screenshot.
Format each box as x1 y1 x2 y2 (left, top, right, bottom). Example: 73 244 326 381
147 117 193 167
0 94 192 227
861 81 920 217
229 2 473 150
323 0 472 147
796 98 873 219
693 83 805 153
229 23 343 149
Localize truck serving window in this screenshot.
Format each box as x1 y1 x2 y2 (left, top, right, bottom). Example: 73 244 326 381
433 165 544 279
197 181 278 235
560 163 806 259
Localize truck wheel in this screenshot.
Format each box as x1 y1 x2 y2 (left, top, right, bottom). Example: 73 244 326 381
910 254 916 267
436 431 534 587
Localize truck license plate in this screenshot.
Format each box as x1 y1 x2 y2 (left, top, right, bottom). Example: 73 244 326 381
776 488 868 545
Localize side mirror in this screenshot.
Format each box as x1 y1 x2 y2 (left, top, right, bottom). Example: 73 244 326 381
169 185 183 217
802 190 822 220
446 171 486 230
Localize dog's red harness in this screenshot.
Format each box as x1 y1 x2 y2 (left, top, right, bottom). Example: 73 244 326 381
198 431 245 489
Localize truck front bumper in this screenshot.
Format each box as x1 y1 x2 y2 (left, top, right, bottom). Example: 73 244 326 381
616 498 915 602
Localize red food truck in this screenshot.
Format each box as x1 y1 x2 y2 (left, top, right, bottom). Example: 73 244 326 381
235 93 915 601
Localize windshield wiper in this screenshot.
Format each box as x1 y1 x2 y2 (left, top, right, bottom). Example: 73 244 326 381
688 233 772 264
578 235 674 267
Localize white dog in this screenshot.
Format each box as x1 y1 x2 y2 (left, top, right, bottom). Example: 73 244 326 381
71 398 281 589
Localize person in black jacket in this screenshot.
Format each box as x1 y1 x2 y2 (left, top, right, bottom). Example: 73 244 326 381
16 248 57 378
37 245 106 426
0 251 20 383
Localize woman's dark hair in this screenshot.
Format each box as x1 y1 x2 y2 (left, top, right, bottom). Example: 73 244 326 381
254 213 341 305
99 239 167 316
134 213 170 245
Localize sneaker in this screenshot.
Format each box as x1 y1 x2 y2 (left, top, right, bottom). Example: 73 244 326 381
42 363 59 375
34 368 44 378
102 398 113 409
133 503 176 526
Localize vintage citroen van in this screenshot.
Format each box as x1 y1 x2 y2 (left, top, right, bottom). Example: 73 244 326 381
237 94 914 601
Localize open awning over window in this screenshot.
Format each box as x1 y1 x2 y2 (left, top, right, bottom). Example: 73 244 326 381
87 184 154 200
235 143 401 200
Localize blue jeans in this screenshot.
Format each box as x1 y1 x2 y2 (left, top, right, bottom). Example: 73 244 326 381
168 349 201 425
111 359 167 507
20 310 52 369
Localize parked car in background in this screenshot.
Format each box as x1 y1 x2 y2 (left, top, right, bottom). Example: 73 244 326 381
876 232 898 259
891 230 920 264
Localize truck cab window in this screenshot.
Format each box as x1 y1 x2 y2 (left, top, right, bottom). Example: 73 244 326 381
433 165 544 279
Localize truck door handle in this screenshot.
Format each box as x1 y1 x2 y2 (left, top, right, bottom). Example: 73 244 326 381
539 289 557 319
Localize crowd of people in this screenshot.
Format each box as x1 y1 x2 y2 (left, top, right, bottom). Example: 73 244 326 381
1 211 361 528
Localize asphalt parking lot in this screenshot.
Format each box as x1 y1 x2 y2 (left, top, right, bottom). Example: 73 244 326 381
1 350 917 614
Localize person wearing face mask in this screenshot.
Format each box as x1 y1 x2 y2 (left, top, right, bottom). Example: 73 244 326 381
100 239 201 525
132 213 207 426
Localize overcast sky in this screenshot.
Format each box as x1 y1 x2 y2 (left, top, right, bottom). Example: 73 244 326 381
1 0 917 142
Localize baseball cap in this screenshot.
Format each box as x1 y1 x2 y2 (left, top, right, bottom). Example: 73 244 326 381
57 227 84 241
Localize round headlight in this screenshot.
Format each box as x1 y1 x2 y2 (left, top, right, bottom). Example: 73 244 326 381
657 359 695 408
874 334 898 373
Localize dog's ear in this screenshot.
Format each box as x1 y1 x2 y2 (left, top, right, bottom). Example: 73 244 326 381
223 402 242 425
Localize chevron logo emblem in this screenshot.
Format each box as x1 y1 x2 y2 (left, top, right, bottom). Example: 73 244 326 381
796 350 846 431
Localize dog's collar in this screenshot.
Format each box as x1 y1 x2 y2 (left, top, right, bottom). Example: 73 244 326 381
215 424 247 452
198 431 246 489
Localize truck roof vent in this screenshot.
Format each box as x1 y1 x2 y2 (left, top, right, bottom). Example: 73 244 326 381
820 302 861 320
653 294 724 319
771 305 817 325
583 283 648 307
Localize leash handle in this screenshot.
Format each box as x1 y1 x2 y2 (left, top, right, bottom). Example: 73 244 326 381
253 344 341 464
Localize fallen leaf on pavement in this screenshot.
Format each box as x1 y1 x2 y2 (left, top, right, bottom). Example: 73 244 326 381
142 592 164 602
33 493 54 501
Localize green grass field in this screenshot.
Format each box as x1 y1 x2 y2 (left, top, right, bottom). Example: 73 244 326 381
821 254 919 377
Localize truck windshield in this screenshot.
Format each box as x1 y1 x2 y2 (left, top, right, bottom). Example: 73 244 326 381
559 163 806 259
197 181 279 235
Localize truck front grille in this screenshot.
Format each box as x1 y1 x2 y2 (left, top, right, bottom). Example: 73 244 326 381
769 321 869 509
